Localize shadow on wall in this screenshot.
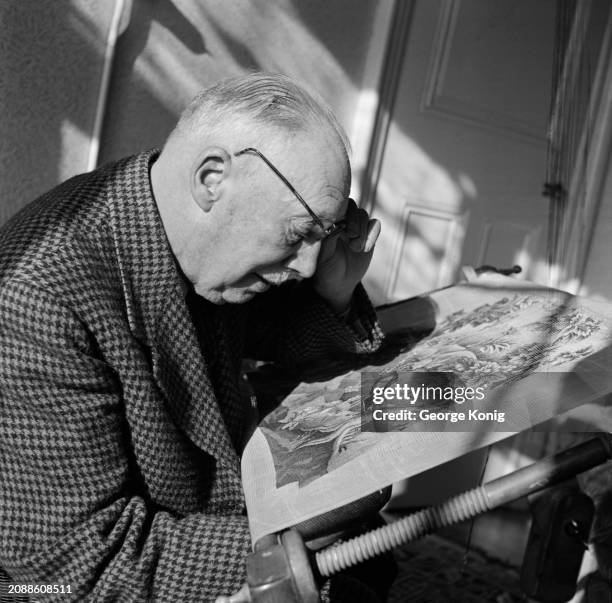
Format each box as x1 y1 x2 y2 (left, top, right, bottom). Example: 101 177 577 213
0 0 386 222
0 0 205 223
99 0 380 162
99 0 208 164
1 0 458 308
0 0 104 217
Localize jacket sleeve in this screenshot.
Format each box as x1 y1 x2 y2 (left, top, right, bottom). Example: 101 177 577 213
0 281 250 602
244 280 384 367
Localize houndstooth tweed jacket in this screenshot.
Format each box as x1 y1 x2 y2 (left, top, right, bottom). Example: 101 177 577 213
0 150 382 601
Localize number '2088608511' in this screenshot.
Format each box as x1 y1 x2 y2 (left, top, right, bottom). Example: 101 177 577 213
7 583 72 595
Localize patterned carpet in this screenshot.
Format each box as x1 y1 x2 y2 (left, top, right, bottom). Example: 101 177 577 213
5 535 610 602
0 568 27 603
389 535 523 603
1 537 521 603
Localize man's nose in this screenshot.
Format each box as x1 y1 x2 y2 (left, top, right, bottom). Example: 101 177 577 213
286 240 321 279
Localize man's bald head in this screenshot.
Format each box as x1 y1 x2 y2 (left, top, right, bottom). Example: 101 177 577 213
151 73 352 304
170 73 350 157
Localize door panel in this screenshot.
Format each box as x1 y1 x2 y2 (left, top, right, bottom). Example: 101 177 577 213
422 0 553 140
365 0 556 305
477 220 543 273
385 204 468 299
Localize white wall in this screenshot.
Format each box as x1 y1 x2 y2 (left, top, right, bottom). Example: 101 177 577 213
0 0 392 225
566 1 612 301
0 0 116 224
582 168 612 301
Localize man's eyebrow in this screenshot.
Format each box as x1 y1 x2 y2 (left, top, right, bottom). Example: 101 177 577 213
290 216 317 228
324 183 346 195
293 213 336 227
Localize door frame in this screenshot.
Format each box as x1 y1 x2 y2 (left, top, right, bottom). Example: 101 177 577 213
358 0 415 214
562 8 612 292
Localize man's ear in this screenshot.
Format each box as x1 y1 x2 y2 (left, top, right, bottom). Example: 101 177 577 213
190 147 232 212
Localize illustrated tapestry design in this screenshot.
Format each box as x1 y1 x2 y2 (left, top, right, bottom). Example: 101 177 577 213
257 292 607 488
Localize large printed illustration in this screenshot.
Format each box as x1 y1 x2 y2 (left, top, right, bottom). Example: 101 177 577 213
257 290 607 488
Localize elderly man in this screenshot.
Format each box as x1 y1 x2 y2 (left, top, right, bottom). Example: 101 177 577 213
0 74 384 600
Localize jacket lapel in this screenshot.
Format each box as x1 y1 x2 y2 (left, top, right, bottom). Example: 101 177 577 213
105 150 240 478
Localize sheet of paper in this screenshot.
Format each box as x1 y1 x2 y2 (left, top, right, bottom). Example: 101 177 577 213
242 276 612 543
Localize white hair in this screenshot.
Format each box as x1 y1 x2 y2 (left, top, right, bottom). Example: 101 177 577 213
174 73 350 153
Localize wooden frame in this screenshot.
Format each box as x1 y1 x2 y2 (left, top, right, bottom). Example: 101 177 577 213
358 0 415 214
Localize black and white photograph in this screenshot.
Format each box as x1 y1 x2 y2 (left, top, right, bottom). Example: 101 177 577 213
1 1 612 601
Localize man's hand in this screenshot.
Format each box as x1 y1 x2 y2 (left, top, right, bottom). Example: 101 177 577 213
313 199 381 314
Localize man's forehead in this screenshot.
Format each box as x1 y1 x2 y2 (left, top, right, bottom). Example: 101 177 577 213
273 127 349 171
286 195 347 227
287 174 347 205
288 153 350 197
254 129 350 219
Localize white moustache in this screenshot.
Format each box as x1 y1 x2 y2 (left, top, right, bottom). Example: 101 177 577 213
260 273 301 286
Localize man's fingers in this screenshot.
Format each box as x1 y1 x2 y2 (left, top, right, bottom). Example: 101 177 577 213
364 218 381 253
342 199 380 253
348 208 372 252
318 232 338 266
358 208 369 248
345 198 360 238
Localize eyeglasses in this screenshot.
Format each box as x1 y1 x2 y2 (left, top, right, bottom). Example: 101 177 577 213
234 147 346 239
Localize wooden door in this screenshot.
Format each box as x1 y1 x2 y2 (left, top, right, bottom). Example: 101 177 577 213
364 0 556 305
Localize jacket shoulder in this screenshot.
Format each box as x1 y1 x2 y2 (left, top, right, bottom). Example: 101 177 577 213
0 154 147 295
